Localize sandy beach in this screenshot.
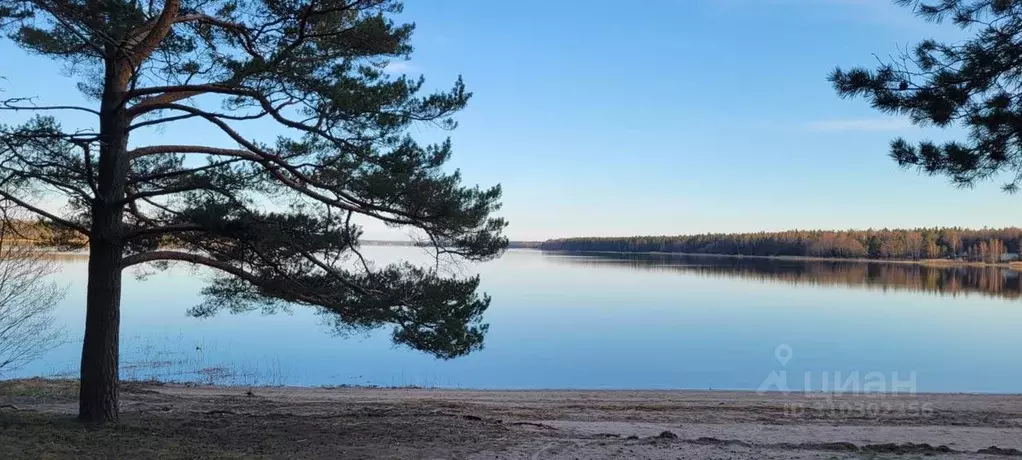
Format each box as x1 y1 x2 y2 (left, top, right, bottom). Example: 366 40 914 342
3 379 1022 459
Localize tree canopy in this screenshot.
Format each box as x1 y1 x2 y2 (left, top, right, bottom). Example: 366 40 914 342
831 0 1022 191
540 227 1022 263
0 0 506 421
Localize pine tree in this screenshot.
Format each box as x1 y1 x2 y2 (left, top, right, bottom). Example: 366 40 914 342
0 0 506 422
989 238 1005 263
831 0 1022 192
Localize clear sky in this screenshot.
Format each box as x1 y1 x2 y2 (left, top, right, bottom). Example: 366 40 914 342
1 0 1017 241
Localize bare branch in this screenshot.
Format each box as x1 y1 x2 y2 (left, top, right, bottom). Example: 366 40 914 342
0 191 88 235
0 214 67 375
128 144 260 161
128 109 269 131
127 83 230 111
1 98 101 116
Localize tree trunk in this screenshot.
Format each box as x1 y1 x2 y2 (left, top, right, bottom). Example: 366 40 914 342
78 232 123 422
78 60 130 423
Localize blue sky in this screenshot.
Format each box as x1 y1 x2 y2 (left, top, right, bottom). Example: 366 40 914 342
1 0 1017 240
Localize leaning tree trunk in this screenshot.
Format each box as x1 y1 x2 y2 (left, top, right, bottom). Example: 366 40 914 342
78 61 130 423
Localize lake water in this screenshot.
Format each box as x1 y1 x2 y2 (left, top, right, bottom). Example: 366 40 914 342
9 247 1022 393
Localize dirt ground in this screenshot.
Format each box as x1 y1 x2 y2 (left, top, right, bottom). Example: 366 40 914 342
3 379 1022 459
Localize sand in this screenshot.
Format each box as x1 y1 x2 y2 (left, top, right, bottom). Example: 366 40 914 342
2 379 1022 459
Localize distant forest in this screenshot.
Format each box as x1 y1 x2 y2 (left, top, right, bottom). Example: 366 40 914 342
538 228 1022 263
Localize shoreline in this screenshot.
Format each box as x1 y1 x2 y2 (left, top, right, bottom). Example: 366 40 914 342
539 248 1022 269
8 377 1022 396
4 379 1022 459
32 244 1022 270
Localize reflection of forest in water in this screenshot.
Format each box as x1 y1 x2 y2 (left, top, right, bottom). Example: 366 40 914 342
545 251 1022 300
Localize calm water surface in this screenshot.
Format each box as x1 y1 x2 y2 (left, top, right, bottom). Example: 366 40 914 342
10 247 1022 393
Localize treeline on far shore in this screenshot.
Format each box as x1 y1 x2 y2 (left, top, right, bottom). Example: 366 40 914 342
538 228 1022 263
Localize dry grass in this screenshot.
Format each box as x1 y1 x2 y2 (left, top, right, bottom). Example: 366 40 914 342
1 411 254 460
0 378 78 399
0 379 517 460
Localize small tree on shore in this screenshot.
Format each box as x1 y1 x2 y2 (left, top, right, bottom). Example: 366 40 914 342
831 0 1022 191
0 214 66 376
0 0 507 422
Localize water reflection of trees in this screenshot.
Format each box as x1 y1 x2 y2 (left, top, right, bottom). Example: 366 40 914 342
545 252 1022 300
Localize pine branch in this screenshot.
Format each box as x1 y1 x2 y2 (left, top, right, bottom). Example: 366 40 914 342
123 224 206 239
121 250 261 281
